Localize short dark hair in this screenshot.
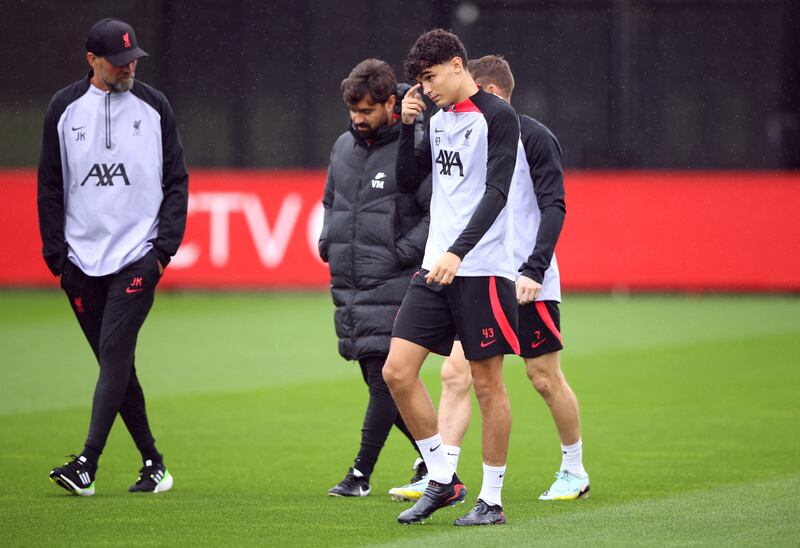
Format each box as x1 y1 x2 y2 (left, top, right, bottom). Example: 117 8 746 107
467 55 515 98
340 59 397 106
404 29 468 80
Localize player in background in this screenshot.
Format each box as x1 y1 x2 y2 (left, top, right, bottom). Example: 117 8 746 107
38 18 188 495
319 59 431 497
389 55 589 504
384 30 520 526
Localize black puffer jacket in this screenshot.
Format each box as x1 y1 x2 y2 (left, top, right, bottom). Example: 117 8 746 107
318 121 431 361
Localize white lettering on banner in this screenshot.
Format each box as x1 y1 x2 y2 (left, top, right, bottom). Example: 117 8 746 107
170 240 200 268
171 191 303 269
307 202 325 264
244 192 302 267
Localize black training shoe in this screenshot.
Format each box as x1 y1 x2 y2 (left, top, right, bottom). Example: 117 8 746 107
328 468 370 497
397 474 466 524
129 459 173 493
410 457 428 484
453 498 506 526
49 454 96 496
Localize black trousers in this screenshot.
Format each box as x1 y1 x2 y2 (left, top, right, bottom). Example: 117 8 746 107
59 250 162 463
353 355 418 479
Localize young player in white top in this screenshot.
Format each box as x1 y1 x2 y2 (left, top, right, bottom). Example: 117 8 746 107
385 30 521 526
389 55 590 505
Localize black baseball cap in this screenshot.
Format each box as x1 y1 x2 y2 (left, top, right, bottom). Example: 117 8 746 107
86 18 148 66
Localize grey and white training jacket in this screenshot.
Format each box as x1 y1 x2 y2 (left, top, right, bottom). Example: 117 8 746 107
38 71 188 277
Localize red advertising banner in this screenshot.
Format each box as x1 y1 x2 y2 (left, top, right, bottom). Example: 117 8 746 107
559 171 800 291
1 169 798 291
0 170 329 289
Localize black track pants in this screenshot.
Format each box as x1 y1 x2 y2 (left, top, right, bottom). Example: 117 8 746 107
353 355 419 479
59 250 162 462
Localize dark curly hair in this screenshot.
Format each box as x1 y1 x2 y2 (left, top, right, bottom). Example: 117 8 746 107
340 59 397 106
404 29 468 80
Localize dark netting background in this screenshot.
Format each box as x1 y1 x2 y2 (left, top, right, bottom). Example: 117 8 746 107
2 0 798 169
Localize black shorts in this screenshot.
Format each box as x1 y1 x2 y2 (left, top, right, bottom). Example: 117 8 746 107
517 300 563 358
392 270 519 361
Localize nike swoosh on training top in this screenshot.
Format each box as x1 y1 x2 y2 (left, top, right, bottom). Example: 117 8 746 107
480 339 497 348
434 128 444 133
126 287 144 294
531 339 547 349
71 126 86 131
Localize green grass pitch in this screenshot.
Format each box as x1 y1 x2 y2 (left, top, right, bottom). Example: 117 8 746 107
0 291 798 546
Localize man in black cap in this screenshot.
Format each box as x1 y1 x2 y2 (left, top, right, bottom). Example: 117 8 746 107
38 18 188 496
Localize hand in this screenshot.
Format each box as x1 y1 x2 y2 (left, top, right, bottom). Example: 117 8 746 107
401 83 426 125
516 275 542 305
157 260 165 275
425 252 461 285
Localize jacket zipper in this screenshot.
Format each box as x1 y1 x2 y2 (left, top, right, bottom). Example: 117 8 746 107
349 146 366 349
105 92 111 149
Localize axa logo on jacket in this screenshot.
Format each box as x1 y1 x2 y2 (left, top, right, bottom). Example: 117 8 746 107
435 149 464 177
80 163 131 186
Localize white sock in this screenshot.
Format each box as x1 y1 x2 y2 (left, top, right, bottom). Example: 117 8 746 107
560 438 587 477
415 433 454 484
443 445 461 473
477 463 506 507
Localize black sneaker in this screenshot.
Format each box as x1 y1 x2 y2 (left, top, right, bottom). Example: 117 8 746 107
453 498 506 526
49 454 96 496
397 474 466 524
129 459 173 493
410 457 428 483
328 468 370 497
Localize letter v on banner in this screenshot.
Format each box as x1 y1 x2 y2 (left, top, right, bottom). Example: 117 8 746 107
242 192 303 268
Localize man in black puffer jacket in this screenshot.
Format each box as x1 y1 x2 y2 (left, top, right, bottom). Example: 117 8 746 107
319 59 431 497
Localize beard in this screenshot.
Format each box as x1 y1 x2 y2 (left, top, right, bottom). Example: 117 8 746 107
99 66 135 92
109 76 135 93
354 124 374 138
353 111 389 138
